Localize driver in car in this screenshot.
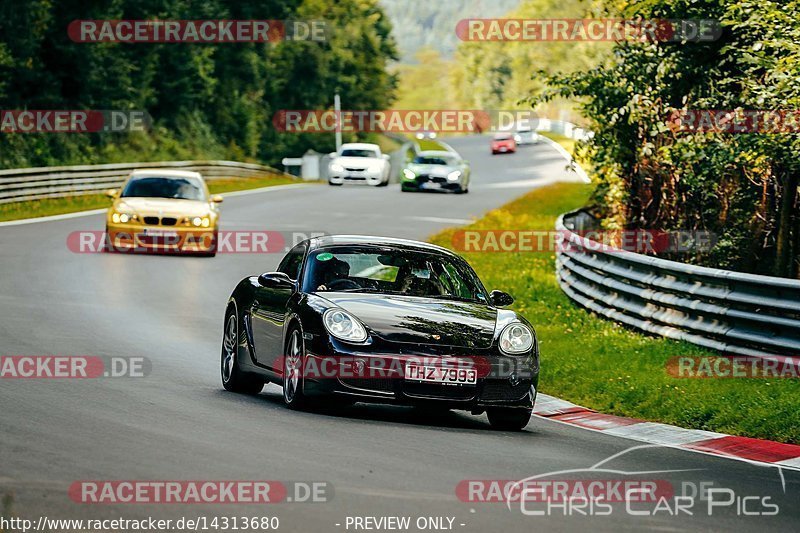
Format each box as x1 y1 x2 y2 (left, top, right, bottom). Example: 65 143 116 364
316 257 352 291
397 265 444 296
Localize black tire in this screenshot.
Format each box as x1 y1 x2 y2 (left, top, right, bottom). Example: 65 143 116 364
221 308 264 394
282 327 308 409
328 181 342 186
376 177 389 187
487 408 532 431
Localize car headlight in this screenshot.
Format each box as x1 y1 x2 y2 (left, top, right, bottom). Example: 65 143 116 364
323 309 368 343
514 134 522 142
192 216 211 228
330 163 344 172
403 169 416 180
499 322 533 354
111 211 135 224
447 170 462 181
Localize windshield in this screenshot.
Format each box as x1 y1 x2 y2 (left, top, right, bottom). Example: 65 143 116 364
494 133 513 140
304 246 488 302
121 176 206 201
340 149 379 158
412 155 458 165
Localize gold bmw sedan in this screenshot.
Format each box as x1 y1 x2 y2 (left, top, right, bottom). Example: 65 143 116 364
105 169 222 256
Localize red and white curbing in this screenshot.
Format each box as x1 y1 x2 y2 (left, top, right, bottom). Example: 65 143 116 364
533 393 800 471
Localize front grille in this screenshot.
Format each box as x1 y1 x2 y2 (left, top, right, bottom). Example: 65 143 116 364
403 382 476 400
345 167 366 172
161 217 178 226
143 216 159 225
481 379 531 401
417 174 446 184
339 377 393 393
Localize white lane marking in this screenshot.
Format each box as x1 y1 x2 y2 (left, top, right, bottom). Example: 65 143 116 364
0 182 312 227
409 216 473 225
603 422 728 446
480 173 588 190
0 208 108 227
776 457 800 468
533 393 582 415
538 136 591 183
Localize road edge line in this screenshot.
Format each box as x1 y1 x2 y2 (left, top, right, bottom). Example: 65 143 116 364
0 182 312 227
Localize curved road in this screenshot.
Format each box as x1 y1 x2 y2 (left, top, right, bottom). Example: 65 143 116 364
0 136 797 532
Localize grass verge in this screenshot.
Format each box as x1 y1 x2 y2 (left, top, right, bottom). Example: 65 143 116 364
429 182 800 444
539 131 576 155
0 174 301 223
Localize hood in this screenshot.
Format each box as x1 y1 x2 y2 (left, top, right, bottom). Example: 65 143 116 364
115 197 211 217
321 293 497 349
407 164 457 176
333 156 381 168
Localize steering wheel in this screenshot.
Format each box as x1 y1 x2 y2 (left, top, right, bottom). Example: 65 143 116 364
324 278 361 290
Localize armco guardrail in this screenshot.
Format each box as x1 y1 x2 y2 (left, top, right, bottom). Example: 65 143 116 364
0 160 284 204
556 210 800 358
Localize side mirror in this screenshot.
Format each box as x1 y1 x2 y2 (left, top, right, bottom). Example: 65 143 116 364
258 271 294 289
382 154 390 161
105 189 118 198
489 290 514 307
329 152 338 158
211 195 224 204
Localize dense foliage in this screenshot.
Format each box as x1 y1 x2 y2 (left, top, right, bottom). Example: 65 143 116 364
539 0 800 277
0 0 398 168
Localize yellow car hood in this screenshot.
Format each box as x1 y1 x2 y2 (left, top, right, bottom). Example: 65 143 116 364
113 197 212 217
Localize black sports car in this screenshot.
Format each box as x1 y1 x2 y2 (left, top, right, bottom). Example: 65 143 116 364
220 235 539 430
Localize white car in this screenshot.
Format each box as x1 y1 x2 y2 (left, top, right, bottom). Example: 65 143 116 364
513 127 540 145
328 143 391 187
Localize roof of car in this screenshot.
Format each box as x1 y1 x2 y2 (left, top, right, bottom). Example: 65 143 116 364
340 143 380 150
307 235 456 256
129 169 203 180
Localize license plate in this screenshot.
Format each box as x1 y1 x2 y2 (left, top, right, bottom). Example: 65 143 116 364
142 229 179 238
404 364 477 385
420 182 440 190
500 147 508 152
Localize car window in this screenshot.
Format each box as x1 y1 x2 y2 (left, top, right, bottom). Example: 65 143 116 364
121 176 205 200
413 155 458 165
277 245 305 280
304 246 488 302
340 149 379 158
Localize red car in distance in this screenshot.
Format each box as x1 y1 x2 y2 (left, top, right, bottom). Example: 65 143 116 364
491 132 517 155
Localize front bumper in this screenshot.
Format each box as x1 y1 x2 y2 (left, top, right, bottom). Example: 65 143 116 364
106 223 218 253
302 343 538 411
401 175 463 192
329 169 384 185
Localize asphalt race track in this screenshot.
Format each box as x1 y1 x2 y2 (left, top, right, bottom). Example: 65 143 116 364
1 136 797 532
